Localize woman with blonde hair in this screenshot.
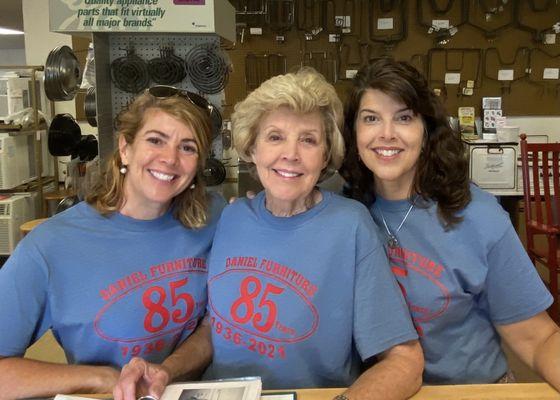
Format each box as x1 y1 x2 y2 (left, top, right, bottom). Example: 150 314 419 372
0 86 225 399
115 68 423 400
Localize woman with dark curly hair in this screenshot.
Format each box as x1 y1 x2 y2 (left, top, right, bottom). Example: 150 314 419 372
340 57 560 389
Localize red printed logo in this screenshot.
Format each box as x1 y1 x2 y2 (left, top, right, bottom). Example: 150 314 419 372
389 248 450 336
94 272 202 343
209 269 319 343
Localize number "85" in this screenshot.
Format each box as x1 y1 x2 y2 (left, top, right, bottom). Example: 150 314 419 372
142 278 195 333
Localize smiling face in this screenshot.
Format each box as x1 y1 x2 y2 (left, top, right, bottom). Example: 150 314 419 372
251 106 327 215
119 108 199 219
356 89 425 200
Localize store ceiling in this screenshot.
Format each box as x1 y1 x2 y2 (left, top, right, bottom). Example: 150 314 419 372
0 0 24 50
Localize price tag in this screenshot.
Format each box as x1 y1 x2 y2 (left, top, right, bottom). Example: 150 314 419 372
345 70 358 79
328 34 340 42
544 33 556 44
335 15 351 29
543 68 560 80
377 18 394 30
432 19 449 29
444 72 461 84
250 27 262 35
498 69 514 81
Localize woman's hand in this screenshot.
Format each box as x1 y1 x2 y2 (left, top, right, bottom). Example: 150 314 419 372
228 191 256 204
113 357 171 400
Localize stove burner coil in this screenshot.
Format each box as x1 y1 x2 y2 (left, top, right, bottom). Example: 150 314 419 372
185 44 229 94
111 50 149 93
148 47 187 85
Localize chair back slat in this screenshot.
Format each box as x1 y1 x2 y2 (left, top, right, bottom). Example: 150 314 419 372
541 151 553 225
532 149 543 223
554 152 560 225
521 134 560 229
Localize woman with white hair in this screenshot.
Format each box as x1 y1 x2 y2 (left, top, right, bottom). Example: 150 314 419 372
115 68 423 400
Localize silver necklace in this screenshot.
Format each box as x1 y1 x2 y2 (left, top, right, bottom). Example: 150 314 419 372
377 204 414 248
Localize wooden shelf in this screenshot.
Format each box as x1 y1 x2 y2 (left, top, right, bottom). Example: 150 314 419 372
0 123 48 136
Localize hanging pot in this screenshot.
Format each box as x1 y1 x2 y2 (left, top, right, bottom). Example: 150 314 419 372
48 113 81 156
44 45 83 101
73 134 99 162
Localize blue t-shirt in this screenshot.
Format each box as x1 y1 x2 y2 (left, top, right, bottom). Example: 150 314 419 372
371 185 552 384
205 189 417 389
0 194 225 368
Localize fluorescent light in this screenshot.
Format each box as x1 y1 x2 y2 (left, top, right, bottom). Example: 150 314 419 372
0 27 24 35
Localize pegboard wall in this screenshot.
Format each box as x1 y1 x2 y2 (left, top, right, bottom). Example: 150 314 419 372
108 34 226 119
219 0 560 120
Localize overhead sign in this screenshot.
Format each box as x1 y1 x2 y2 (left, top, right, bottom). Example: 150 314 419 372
49 0 235 42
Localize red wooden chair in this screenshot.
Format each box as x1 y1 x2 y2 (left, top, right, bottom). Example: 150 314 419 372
520 133 560 322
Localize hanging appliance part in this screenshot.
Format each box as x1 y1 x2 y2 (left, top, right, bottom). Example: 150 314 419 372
186 43 229 94
44 45 83 101
73 134 99 162
48 113 82 156
111 49 150 93
84 86 97 127
148 47 187 85
203 157 227 186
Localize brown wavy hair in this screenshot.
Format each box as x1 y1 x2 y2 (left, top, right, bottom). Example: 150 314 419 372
86 92 212 228
339 58 470 228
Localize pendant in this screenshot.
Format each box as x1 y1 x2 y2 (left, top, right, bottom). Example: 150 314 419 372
387 234 399 248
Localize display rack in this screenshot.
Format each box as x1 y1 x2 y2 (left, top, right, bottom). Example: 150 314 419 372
0 64 50 217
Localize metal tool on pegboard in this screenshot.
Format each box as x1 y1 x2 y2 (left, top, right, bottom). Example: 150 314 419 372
368 0 408 50
186 43 229 95
416 0 467 45
427 48 483 97
467 0 515 39
245 52 287 92
111 48 150 93
483 47 530 94
527 47 560 97
267 0 295 42
148 46 187 85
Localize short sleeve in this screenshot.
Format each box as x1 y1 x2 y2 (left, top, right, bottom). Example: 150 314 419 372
208 191 227 223
484 225 553 325
353 218 418 360
0 238 51 356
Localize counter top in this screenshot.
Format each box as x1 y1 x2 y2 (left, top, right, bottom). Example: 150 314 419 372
86 382 560 400
270 383 560 399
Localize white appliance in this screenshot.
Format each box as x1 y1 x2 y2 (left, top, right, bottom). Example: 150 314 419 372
0 131 53 190
0 194 35 255
468 142 517 190
0 75 47 121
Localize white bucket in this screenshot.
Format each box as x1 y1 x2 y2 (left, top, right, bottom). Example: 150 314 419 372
496 126 520 143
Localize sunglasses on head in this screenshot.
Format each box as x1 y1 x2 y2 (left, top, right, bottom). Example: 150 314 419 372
146 85 214 115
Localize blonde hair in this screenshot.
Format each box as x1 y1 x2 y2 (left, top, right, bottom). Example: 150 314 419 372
86 92 212 228
232 67 344 180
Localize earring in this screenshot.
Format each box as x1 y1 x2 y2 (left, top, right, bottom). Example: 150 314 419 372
119 165 128 175
190 183 196 189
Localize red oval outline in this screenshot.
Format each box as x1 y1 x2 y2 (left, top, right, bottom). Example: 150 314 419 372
94 270 205 343
208 268 319 343
391 255 450 323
